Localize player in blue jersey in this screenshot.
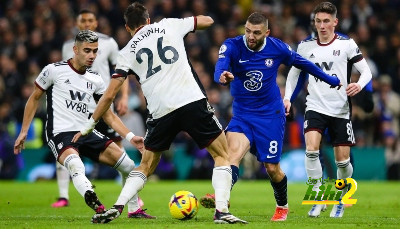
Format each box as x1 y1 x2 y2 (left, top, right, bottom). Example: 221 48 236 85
199 12 341 222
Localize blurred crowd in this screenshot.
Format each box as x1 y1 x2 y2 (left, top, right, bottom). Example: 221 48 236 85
1 0 400 180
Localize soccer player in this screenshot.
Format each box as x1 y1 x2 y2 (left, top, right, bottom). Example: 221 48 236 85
53 10 151 219
199 12 341 222
73 2 247 224
284 2 372 218
13 30 145 216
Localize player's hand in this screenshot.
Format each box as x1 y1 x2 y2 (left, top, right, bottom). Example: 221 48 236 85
130 136 145 154
283 99 291 116
116 96 128 116
219 71 234 84
346 83 361 97
71 132 82 143
330 82 343 90
14 133 27 155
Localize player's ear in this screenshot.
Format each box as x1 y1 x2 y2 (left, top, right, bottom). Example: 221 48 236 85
265 29 271 37
147 18 150 24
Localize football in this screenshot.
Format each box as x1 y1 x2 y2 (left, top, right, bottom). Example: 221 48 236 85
169 190 199 220
335 179 346 190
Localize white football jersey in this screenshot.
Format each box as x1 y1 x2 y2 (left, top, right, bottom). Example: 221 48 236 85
293 34 364 119
35 60 106 137
114 17 206 119
62 32 119 86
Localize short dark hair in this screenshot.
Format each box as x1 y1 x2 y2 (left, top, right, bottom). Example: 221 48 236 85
75 30 98 43
77 9 96 18
313 2 337 18
247 12 268 29
124 2 149 29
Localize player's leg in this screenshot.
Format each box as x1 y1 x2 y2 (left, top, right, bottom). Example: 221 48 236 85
49 133 105 213
304 111 327 217
92 149 161 224
58 149 105 213
253 115 288 221
184 99 247 224
52 161 70 208
206 132 247 224
92 110 176 223
98 141 155 219
329 117 355 218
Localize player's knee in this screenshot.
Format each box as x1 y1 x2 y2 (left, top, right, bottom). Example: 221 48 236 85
305 150 319 160
264 163 280 176
63 154 85 178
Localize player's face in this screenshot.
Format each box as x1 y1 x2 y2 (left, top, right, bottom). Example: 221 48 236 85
314 12 338 42
74 42 98 69
77 13 98 31
244 22 270 51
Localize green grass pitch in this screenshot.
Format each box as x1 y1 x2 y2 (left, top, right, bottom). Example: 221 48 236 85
1 180 399 228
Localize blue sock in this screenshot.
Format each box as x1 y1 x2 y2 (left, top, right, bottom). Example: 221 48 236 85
231 165 239 189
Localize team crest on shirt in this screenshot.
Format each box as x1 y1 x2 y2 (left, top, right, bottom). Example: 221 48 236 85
219 44 227 54
265 59 273 67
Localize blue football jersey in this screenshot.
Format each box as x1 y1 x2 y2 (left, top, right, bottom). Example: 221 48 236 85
215 36 297 117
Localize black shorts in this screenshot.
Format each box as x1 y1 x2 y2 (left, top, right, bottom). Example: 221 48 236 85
144 99 223 151
47 130 113 162
304 110 356 146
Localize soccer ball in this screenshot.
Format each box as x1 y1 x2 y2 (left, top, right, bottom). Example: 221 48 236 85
169 190 199 220
335 179 346 190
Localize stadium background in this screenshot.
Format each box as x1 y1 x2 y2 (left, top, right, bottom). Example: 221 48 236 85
0 0 400 182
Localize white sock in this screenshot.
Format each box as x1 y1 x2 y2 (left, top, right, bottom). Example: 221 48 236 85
115 171 146 206
63 154 93 197
56 161 70 199
305 150 323 192
212 166 231 213
336 158 353 198
114 153 140 212
336 158 353 179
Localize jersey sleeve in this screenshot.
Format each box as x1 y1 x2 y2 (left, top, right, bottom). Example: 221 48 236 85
108 38 119 66
278 40 297 66
214 40 235 84
35 65 54 91
347 38 363 63
93 78 106 101
113 52 132 79
163 17 195 37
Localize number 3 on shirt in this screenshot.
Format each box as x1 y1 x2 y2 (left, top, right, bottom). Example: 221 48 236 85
136 36 179 78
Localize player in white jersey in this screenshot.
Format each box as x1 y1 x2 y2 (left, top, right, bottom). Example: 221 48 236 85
54 9 151 218
13 30 145 216
73 2 247 224
284 2 372 218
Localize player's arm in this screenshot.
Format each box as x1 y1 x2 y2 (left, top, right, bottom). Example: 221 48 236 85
14 85 44 154
72 76 125 143
347 58 372 97
283 66 303 115
195 15 214 30
214 41 234 85
102 107 144 152
292 52 342 88
115 77 129 116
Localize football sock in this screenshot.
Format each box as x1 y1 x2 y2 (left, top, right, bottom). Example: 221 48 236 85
270 175 288 207
114 152 140 212
305 150 323 192
56 161 70 199
336 158 353 197
64 154 93 196
212 166 231 213
230 165 239 189
115 171 146 206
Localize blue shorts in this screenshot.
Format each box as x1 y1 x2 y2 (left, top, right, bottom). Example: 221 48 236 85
226 115 285 163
